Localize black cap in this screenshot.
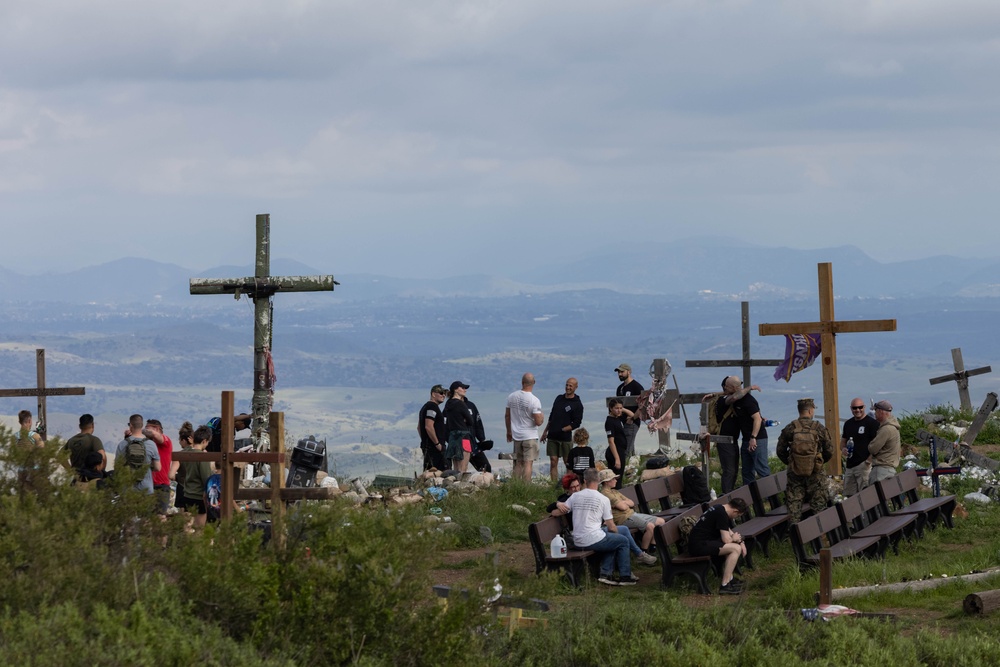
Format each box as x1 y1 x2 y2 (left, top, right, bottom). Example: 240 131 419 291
450 381 470 392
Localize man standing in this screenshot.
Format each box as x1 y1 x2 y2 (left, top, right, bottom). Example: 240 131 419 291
867 400 901 485
776 398 833 524
114 413 161 495
615 364 644 458
64 413 105 471
551 468 636 586
541 378 584 482
418 384 448 471
505 373 544 481
841 397 880 495
604 399 633 488
143 419 173 514
722 376 770 487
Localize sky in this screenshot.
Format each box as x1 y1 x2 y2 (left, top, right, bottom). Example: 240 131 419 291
3 1 1000 278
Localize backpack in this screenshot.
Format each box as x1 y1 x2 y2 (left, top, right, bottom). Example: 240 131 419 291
124 437 147 469
646 456 671 470
706 396 735 436
678 514 699 551
681 465 711 505
789 423 822 476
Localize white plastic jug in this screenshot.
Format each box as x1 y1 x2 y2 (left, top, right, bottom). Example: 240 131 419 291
550 534 567 558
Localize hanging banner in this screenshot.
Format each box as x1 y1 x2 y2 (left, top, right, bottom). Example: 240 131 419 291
774 333 822 382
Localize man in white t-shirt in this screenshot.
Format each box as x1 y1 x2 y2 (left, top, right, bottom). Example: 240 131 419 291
552 468 635 586
505 372 544 481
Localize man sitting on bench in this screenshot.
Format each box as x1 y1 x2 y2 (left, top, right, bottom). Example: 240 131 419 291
552 468 637 586
688 497 749 595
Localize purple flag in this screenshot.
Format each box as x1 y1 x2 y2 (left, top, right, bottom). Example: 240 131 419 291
774 333 822 382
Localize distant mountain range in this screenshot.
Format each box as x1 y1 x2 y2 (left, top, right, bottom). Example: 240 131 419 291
4 239 999 304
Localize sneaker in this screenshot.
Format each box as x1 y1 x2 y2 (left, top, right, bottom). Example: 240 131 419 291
719 582 742 596
598 575 620 586
617 574 639 586
637 551 658 566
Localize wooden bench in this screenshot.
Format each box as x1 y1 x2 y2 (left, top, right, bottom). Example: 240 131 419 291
790 505 883 570
528 515 598 587
857 483 926 539
877 469 956 530
836 492 919 555
652 505 714 594
637 473 687 519
725 485 788 568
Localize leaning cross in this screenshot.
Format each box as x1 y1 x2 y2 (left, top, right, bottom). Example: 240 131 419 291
758 262 897 473
0 348 85 441
685 301 784 387
928 347 991 412
190 214 337 449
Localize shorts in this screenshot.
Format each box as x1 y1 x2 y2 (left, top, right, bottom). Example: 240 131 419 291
153 484 171 515
689 540 724 557
184 497 208 515
546 438 572 459
624 513 659 531
513 439 539 462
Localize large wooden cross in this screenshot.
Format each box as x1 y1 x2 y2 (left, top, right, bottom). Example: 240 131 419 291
928 347 991 412
685 301 784 387
758 263 897 472
190 214 337 449
0 348 85 441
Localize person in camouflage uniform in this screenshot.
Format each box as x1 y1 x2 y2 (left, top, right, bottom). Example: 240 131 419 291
776 398 833 524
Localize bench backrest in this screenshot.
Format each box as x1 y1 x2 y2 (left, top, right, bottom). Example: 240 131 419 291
708 492 730 508
774 469 788 492
876 474 907 511
791 514 824 560
637 477 670 514
728 485 757 522
750 473 783 515
814 505 848 544
620 484 641 509
666 473 686 506
857 485 890 522
836 494 866 533
528 516 563 573
897 468 922 503
656 504 704 557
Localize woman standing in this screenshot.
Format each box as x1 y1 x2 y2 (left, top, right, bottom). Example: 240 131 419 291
443 381 475 473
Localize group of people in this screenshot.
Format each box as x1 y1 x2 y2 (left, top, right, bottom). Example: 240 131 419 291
10 409 241 530
418 364 648 484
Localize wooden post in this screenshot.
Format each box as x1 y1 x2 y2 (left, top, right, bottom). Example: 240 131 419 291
928 348 991 413
686 301 783 387
269 411 286 549
0 348 85 441
818 548 832 606
963 590 1000 615
759 263 897 473
221 391 236 521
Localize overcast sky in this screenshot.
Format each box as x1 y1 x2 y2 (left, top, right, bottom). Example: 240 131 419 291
3 1 999 278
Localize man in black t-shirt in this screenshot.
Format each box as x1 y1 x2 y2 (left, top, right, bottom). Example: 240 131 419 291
63 413 105 471
688 497 749 595
418 384 448 471
841 397 879 496
723 377 770 486
615 364 644 458
604 399 631 488
541 377 584 482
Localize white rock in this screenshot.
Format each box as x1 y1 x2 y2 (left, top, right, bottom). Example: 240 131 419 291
965 491 991 504
511 504 532 516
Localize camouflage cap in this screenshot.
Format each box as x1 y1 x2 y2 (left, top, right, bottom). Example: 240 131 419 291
615 363 632 373
430 384 447 395
797 398 816 410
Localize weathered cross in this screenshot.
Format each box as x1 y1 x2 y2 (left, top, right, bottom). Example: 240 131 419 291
190 214 337 449
928 348 991 412
758 263 897 473
0 348 85 441
685 301 784 387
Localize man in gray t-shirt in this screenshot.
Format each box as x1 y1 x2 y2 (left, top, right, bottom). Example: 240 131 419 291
114 413 161 495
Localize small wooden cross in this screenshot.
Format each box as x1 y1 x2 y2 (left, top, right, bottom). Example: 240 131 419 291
190 214 338 449
928 348 991 412
0 348 85 441
758 263 897 473
685 301 784 387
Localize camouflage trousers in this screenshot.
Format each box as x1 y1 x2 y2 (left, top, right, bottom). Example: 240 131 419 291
786 471 830 524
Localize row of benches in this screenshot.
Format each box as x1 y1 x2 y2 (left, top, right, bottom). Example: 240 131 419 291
530 467 957 592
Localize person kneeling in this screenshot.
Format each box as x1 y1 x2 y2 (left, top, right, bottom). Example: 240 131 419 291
687 497 749 595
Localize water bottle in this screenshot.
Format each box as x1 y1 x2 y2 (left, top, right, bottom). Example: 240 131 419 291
765 419 780 427
846 437 854 459
550 533 567 559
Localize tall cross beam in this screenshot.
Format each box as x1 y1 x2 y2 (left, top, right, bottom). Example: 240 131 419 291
0 348 85 441
686 301 784 387
758 263 897 473
928 347 991 412
190 214 338 449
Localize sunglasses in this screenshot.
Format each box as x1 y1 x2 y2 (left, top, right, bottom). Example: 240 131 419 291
851 406 865 411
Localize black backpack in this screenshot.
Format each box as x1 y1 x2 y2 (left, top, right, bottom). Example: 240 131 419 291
681 465 711 505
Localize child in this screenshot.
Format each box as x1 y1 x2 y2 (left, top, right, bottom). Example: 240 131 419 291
179 425 215 529
567 428 595 475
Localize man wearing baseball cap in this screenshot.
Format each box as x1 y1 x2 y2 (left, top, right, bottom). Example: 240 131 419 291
418 385 448 471
615 363 644 458
867 400 901 484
